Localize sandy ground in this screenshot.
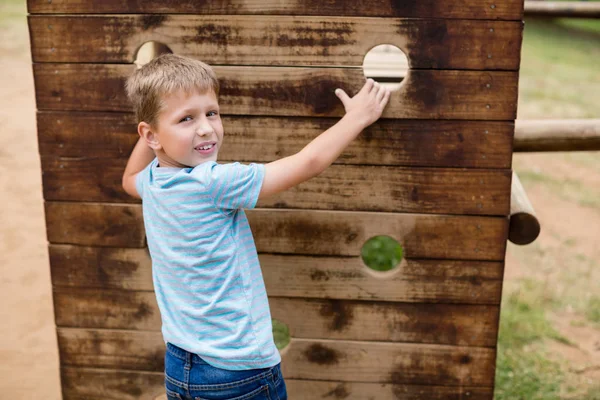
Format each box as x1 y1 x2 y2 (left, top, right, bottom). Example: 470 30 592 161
1 10 598 400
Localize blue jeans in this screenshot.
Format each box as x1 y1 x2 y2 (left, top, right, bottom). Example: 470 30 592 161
164 342 288 400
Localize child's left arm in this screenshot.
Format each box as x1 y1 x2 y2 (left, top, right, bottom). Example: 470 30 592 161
122 137 155 199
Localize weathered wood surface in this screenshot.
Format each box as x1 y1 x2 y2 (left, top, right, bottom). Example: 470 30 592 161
49 245 504 304
33 64 519 120
30 16 522 71
45 202 146 248
45 204 508 260
61 367 494 400
53 287 499 347
37 112 515 169
514 119 600 152
27 0 524 20
41 156 511 215
57 329 496 386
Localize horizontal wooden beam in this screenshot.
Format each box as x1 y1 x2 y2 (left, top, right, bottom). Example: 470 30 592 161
27 0 524 21
53 287 500 346
61 367 494 400
44 203 509 260
32 64 519 120
525 1 600 18
37 112 514 169
509 171 540 245
57 329 497 386
29 16 522 70
514 119 600 152
40 157 511 215
49 245 504 305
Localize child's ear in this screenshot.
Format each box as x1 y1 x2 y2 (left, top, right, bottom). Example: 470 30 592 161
138 121 162 151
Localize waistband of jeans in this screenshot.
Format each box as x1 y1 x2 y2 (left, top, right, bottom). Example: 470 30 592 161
166 342 209 364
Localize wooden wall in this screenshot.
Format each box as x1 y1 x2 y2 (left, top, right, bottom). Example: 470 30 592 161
27 0 524 398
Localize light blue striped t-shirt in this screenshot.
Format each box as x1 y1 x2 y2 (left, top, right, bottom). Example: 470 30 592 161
136 158 281 370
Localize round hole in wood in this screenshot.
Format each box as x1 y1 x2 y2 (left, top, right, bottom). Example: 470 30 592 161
272 319 291 351
134 41 173 68
362 44 408 91
361 235 404 273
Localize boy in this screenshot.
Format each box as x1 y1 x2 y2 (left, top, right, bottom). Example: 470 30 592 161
122 53 390 400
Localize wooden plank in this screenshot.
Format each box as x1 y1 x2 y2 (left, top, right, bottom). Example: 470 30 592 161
45 204 508 260
53 287 499 347
57 329 496 386
61 366 493 400
514 119 600 152
37 111 515 169
27 0 524 20
49 245 504 304
29 16 522 71
41 156 511 216
44 202 146 248
33 64 519 120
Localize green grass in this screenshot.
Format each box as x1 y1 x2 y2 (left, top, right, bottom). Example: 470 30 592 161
272 319 290 350
516 170 600 210
518 18 600 119
494 281 571 400
360 235 404 272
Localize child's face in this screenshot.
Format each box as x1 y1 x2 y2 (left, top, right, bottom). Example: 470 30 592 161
153 88 223 168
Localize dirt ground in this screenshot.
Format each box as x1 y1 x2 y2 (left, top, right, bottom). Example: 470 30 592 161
1 9 598 400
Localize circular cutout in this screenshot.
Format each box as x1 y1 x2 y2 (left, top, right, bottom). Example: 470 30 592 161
134 41 173 68
361 235 404 272
362 44 409 91
272 319 290 350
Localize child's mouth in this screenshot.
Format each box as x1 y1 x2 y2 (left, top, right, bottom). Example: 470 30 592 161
195 143 216 154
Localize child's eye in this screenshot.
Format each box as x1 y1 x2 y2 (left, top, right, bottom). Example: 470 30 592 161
179 116 193 123
207 111 219 117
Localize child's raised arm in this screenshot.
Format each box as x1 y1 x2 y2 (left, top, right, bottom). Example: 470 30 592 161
258 78 391 200
122 136 156 199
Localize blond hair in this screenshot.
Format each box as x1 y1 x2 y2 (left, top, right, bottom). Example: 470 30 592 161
125 54 220 126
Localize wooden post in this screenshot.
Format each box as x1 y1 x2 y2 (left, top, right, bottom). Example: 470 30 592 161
524 1 600 18
514 119 600 152
509 172 541 245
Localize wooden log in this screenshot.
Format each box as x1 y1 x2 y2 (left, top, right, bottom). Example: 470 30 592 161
53 287 500 347
26 0 524 21
514 119 600 152
60 367 493 400
32 64 519 120
57 329 496 386
509 171 541 245
37 111 515 169
29 16 522 71
49 245 504 305
44 204 509 260
524 1 600 18
40 156 511 216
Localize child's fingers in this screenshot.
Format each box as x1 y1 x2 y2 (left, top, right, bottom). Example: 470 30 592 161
335 88 351 107
381 87 391 108
360 78 375 95
376 85 387 103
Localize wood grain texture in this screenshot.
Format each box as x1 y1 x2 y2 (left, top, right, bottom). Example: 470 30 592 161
45 204 508 260
49 245 504 304
41 156 511 216
33 64 519 120
44 202 145 248
27 0 524 20
30 16 522 70
37 112 514 169
57 329 496 386
60 367 493 400
53 287 499 346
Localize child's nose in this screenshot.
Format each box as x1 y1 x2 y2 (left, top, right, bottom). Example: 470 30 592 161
195 122 214 136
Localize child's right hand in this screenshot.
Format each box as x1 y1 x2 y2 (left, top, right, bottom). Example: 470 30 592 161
335 78 391 128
